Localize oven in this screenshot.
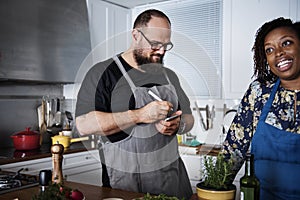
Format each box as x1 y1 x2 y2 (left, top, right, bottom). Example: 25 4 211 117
0 168 39 194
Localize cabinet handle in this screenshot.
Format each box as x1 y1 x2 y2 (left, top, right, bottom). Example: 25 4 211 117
85 156 92 160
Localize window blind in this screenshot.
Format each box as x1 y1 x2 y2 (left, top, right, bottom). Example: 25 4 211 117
133 0 223 98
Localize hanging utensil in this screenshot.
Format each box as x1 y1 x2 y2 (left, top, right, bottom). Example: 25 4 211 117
54 98 62 126
40 99 47 145
195 101 209 131
65 111 73 129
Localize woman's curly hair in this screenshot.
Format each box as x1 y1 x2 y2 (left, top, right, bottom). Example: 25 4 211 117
252 17 294 83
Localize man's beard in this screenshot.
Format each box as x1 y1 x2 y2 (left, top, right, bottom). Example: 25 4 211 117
133 49 164 74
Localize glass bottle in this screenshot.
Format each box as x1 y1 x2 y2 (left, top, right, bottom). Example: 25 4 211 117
240 153 260 200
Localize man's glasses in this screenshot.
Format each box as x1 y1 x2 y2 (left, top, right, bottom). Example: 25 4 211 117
137 30 173 51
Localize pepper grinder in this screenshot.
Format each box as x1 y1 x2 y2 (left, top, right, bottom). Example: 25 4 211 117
51 143 64 183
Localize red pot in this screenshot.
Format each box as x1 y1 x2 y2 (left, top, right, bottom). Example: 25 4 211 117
11 127 41 150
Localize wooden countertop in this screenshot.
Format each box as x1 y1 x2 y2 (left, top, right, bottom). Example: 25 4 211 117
179 143 221 156
0 181 198 200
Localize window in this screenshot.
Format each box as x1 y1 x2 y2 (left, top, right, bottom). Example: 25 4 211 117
133 0 223 98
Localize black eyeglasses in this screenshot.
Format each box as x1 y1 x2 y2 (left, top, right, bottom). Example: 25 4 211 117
137 30 173 51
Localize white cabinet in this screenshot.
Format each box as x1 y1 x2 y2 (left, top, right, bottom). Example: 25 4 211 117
0 150 102 186
86 0 131 62
181 154 202 181
0 157 52 175
63 150 102 186
223 0 299 99
180 154 203 193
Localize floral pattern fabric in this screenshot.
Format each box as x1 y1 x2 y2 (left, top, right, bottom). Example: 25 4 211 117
222 79 300 171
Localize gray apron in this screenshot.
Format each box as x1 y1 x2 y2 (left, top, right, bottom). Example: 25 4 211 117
99 56 192 199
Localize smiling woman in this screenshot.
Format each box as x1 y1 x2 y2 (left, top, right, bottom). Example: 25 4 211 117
222 17 300 200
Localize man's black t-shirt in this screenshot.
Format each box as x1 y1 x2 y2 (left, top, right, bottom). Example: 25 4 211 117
76 55 191 142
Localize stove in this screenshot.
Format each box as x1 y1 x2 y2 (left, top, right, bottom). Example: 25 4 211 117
0 168 39 194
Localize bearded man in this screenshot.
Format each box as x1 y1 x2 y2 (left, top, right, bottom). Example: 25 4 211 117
75 9 194 199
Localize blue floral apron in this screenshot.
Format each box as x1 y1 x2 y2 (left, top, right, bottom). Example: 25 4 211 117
251 79 300 199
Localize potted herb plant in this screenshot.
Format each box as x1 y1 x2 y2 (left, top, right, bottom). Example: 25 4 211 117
196 152 236 200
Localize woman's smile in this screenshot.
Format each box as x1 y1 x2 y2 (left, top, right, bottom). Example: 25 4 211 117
276 58 293 71
264 26 300 86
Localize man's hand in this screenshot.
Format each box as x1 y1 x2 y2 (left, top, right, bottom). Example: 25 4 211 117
135 100 173 123
155 110 182 135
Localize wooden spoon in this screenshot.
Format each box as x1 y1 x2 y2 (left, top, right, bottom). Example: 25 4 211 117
40 99 47 145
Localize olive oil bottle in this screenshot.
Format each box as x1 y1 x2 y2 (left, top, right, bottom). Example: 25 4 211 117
240 153 260 200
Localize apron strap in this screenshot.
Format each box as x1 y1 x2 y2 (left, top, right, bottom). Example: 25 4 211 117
162 68 172 84
113 55 137 92
98 142 111 187
259 79 280 121
113 55 173 89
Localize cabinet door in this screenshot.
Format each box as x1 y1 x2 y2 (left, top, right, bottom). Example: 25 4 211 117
64 163 102 186
0 150 102 186
87 0 131 63
223 0 299 99
180 154 203 181
0 157 52 176
63 150 102 186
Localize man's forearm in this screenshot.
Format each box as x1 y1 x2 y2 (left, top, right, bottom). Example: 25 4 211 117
76 110 140 136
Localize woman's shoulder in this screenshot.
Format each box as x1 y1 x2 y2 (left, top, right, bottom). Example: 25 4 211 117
247 79 274 95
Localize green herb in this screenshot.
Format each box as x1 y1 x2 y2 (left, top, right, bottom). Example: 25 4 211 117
136 193 184 200
202 152 235 190
32 182 71 200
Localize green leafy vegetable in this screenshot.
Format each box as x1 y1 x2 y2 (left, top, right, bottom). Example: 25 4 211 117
32 183 72 200
136 193 184 200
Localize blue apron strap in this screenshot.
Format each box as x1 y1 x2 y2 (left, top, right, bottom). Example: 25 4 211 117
259 79 280 121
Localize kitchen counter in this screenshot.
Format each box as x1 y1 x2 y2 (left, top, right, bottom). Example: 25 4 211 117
0 181 198 200
0 141 95 165
179 143 221 156
0 141 221 166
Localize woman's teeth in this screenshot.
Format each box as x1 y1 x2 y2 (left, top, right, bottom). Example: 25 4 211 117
277 59 292 68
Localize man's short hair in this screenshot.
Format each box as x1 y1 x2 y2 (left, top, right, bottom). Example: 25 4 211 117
133 9 171 29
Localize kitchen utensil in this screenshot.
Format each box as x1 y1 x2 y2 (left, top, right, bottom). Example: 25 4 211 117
40 99 47 144
51 134 89 148
53 98 62 126
11 127 41 150
195 102 209 131
46 99 51 127
65 111 73 129
46 123 63 137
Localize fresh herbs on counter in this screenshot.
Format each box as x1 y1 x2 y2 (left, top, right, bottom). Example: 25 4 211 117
32 182 84 200
136 193 184 200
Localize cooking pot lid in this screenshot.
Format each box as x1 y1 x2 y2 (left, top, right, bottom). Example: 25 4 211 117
13 127 40 136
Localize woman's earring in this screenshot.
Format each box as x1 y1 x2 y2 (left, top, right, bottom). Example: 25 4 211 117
266 64 270 71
